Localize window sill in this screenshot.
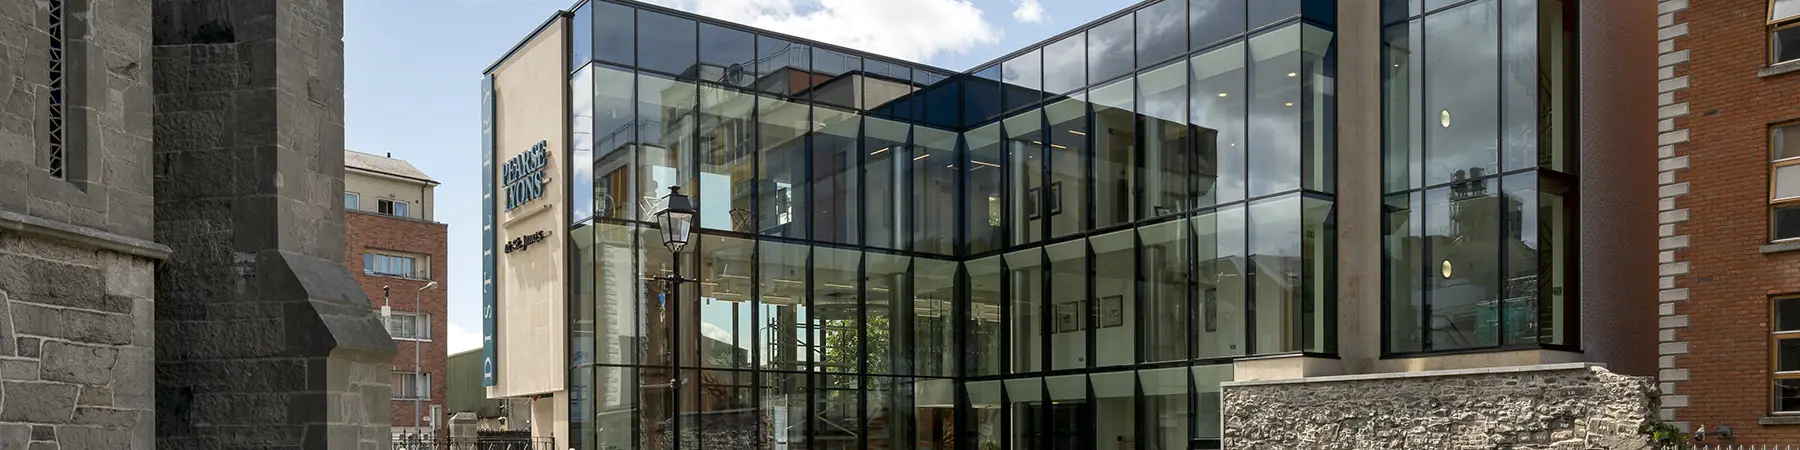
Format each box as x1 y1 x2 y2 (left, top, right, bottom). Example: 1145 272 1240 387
1761 415 1800 425
365 272 433 282
391 337 432 342
1761 240 1800 254
391 397 432 401
1761 61 1800 78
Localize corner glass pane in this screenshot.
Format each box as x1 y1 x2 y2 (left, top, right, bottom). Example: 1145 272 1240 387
966 66 1005 127
698 84 756 232
1092 230 1135 367
967 256 1005 376
636 10 698 76
637 74 698 220
696 235 756 369
1004 110 1044 246
1248 0 1300 30
594 366 635 447
1004 50 1044 112
1191 364 1231 438
1500 0 1539 172
812 107 860 245
1382 21 1423 194
1248 195 1301 354
1384 193 1424 353
1423 0 1499 186
638 227 685 368
1301 196 1335 353
924 72 963 129
1301 25 1336 193
699 24 756 89
1138 0 1188 67
1426 180 1501 350
1048 240 1088 370
812 48 863 110
755 36 810 96
1191 0 1247 51
1538 174 1574 346
1093 78 1136 229
966 124 1005 254
757 95 808 238
573 67 595 222
1196 206 1247 358
1383 0 1421 24
594 1 634 66
864 59 915 113
1045 33 1087 94
573 226 596 367
813 248 862 374
591 223 637 366
867 119 912 251
913 128 960 255
1141 61 1190 218
1500 174 1539 345
1007 248 1045 374
1047 96 1091 238
1247 25 1302 198
867 253 911 375
1191 42 1248 205
1141 220 1191 362
758 242 809 371
915 258 958 377
1089 15 1136 84
572 3 592 68
595 66 635 220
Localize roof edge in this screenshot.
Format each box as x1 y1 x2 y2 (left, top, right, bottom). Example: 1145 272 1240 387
483 10 573 76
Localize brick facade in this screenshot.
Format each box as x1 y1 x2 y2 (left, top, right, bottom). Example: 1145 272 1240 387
1661 0 1800 442
347 209 449 432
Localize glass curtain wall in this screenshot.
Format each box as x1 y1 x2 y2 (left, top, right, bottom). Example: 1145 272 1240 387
1381 0 1577 355
561 0 1336 448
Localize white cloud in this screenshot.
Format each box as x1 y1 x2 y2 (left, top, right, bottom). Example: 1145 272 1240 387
1012 0 1046 23
642 0 1001 63
700 322 735 344
448 321 483 353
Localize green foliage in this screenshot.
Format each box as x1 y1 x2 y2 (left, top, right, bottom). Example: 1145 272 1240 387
1642 421 1687 449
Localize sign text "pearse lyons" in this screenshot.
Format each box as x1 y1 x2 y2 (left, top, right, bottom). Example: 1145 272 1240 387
502 140 551 211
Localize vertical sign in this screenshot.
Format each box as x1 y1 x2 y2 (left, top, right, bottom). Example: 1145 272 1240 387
481 75 499 387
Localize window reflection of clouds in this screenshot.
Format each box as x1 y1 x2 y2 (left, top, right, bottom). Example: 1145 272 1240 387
1192 42 1248 204
1423 0 1499 186
1088 15 1134 84
1044 33 1086 94
1247 25 1303 198
1136 0 1188 67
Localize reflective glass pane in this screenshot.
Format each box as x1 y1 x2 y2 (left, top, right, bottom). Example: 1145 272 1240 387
756 36 809 96
1093 78 1136 229
1382 21 1423 194
1090 15 1136 84
1301 196 1335 353
1008 248 1046 373
1140 368 1191 449
758 242 809 370
1426 180 1501 350
1500 0 1539 172
1048 240 1088 370
1248 195 1301 354
1192 42 1248 205
757 96 808 238
1191 0 1248 50
698 84 755 232
1141 61 1190 217
1778 123 1800 160
1047 96 1091 238
1539 175 1573 346
914 128 960 255
867 119 912 250
1142 220 1191 362
594 65 635 220
696 235 756 369
1384 193 1424 353
865 59 915 113
639 227 685 368
1248 25 1302 197
966 123 1005 254
1004 50 1044 112
966 380 1005 449
1383 0 1420 24
594 366 635 447
699 24 756 89
573 226 596 367
1191 364 1231 437
1779 166 1800 201
1092 371 1135 448
1046 33 1087 94
1780 0 1800 22
967 256 1005 376
640 366 675 449
590 223 638 365
762 371 809 447
1778 205 1800 241
1138 0 1188 67
967 66 1004 127
637 74 697 219
1093 230 1135 367
679 369 757 448
867 253 910 375
812 107 860 245
636 10 697 76
1004 110 1044 245
915 258 958 377
1423 0 1499 186
1501 174 1539 345
812 48 862 110
1301 25 1336 193
1249 0 1299 30
594 1 633 65
572 3 591 68
573 68 595 222
1196 206 1247 358
814 248 862 373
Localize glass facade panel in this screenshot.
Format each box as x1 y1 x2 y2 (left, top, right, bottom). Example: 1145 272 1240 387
1141 60 1190 218
757 95 808 238
812 48 863 110
1191 42 1248 206
696 235 755 369
594 1 634 66
915 258 958 377
756 36 809 96
1089 15 1136 84
1196 206 1247 358
638 74 698 219
814 248 862 374
1141 219 1191 362
759 242 808 371
1249 0 1300 30
867 119 912 250
812 107 860 245
1007 248 1045 374
572 3 592 69
967 66 1004 127
697 84 755 232
636 10 698 76
1140 368 1190 449
1425 181 1501 350
1093 78 1136 229
966 123 1005 254
1138 0 1188 68
595 66 635 220
867 253 910 375
1247 25 1302 198
967 256 1005 376
1045 33 1087 95
1092 230 1135 367
1003 50 1043 112
1422 0 1499 187
1003 111 1044 246
1047 96 1090 238
913 128 960 255
1191 0 1247 50
698 23 755 88
574 67 595 222
1047 239 1088 370
1382 21 1423 194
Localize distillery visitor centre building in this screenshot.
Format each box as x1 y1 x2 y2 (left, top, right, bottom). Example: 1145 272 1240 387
481 0 1655 448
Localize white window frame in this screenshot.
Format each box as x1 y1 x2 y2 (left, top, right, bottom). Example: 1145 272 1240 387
391 371 430 400
379 198 411 218
382 311 431 341
363 251 426 280
345 192 360 210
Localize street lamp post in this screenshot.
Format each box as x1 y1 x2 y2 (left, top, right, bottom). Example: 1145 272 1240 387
652 186 695 433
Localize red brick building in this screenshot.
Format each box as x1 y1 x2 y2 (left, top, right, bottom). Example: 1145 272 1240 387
343 150 448 435
1661 0 1800 443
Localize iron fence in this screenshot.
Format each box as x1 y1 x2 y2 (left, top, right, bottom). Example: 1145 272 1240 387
391 434 555 450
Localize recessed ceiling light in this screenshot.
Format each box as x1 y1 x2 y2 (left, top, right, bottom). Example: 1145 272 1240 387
1218 92 1229 97
1287 72 1298 77
1284 102 1294 107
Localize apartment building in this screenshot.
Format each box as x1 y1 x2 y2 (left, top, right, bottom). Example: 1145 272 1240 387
346 150 450 435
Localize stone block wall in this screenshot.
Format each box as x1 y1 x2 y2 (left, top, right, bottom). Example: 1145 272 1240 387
1222 363 1658 449
0 231 157 450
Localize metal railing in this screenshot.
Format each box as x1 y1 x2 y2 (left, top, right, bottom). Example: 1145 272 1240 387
391 434 555 450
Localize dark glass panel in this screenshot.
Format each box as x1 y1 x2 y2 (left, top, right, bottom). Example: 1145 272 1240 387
1500 174 1538 345
1196 207 1247 358
1384 193 1424 353
1093 78 1136 229
914 258 958 377
924 80 962 129
636 10 698 76
698 84 756 232
594 1 634 66
1537 174 1574 346
1383 0 1419 24
1004 49 1044 112
595 65 636 220
1425 0 1460 13
695 235 756 369
1047 240 1087 370
757 242 810 371
867 253 911 375
1047 96 1091 238
755 36 810 97
1780 298 1800 332
1191 365 1232 438
1089 15 1136 84
1247 25 1301 198
1138 0 1188 67
636 74 698 219
912 128 960 255
679 369 758 448
1426 179 1501 350
1782 379 1800 413
1778 205 1800 241
1191 42 1247 206
864 59 915 115
757 96 808 238
811 107 860 245
1500 0 1538 172
1382 21 1423 194
966 66 1004 127
699 23 756 89
1007 249 1046 374
868 377 927 449
1045 33 1087 94
1423 0 1499 187
1785 341 1800 375
1778 27 1800 66
1141 60 1190 218
1140 368 1190 449
1141 219 1190 362
813 248 862 373
966 380 1005 450
1092 230 1135 367
1003 110 1044 246
967 256 1005 376
1248 0 1299 30
811 47 862 110
966 123 1005 254
1191 0 1248 50
573 67 595 222
866 118 912 251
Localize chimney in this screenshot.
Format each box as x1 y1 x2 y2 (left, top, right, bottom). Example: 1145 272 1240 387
387 152 392 158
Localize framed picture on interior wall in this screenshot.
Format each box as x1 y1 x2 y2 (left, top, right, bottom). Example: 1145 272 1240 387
1099 295 1124 328
1026 187 1042 220
1047 181 1064 216
1055 302 1081 333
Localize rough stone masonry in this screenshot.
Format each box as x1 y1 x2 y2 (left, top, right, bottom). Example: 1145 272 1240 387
1222 363 1659 449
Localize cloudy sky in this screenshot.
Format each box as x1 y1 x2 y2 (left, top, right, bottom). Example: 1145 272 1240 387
346 0 1138 353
